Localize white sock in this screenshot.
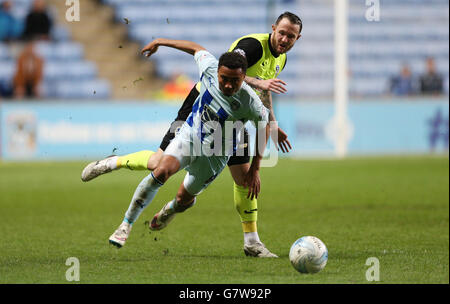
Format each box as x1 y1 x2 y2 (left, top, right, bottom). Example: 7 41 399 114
124 173 163 224
244 232 261 245
107 156 119 170
121 220 132 227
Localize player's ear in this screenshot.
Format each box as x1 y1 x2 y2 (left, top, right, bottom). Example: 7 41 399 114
296 34 301 41
271 24 276 32
240 69 246 80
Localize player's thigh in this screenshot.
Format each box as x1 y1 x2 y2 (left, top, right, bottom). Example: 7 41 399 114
228 162 250 186
164 135 193 168
226 127 250 186
183 156 227 196
147 148 164 170
153 155 181 182
155 137 191 182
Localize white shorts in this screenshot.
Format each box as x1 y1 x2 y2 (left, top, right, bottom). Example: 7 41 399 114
164 135 228 196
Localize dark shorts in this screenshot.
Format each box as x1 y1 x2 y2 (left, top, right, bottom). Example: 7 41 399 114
159 85 250 167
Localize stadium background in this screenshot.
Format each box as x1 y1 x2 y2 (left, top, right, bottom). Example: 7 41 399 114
0 0 448 285
0 0 448 159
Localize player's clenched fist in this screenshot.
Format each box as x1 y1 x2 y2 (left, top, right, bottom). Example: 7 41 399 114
141 39 160 57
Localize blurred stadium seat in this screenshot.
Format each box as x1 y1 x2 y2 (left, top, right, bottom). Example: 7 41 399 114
0 61 15 83
0 0 111 99
2 0 448 100
52 79 111 99
0 43 12 60
34 41 84 61
43 61 98 82
99 0 448 98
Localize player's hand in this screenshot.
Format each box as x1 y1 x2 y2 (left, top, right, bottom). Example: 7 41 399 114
141 40 160 57
243 167 261 200
258 79 287 94
274 127 292 153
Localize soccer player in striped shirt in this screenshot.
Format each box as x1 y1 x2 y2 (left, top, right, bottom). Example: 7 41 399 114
88 38 270 253
81 12 302 257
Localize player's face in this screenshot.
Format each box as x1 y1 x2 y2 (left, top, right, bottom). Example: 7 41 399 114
217 66 245 96
271 18 301 55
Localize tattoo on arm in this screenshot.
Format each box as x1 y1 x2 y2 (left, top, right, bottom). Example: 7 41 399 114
260 90 276 121
244 76 260 90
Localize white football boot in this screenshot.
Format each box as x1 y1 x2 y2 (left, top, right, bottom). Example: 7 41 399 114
109 222 132 248
149 202 177 231
81 155 116 182
243 242 279 258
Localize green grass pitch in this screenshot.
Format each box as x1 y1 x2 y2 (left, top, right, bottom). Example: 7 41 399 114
0 156 448 284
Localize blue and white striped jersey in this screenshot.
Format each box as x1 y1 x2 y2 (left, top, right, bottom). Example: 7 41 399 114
178 50 269 156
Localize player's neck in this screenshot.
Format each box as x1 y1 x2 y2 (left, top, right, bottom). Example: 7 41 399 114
268 34 280 58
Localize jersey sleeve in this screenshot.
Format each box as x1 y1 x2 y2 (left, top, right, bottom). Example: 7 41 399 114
231 38 263 68
194 50 218 78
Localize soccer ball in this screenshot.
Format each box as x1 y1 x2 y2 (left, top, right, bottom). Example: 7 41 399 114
289 236 328 274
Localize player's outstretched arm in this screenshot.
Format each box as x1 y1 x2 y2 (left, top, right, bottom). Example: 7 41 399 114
141 38 206 57
258 90 292 153
243 123 270 200
244 76 287 94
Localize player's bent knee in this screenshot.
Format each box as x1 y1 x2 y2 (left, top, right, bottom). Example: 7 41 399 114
147 149 163 170
228 164 250 187
153 166 171 183
153 155 180 182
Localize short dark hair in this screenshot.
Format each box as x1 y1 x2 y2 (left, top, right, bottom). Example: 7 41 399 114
218 52 248 73
275 11 302 34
